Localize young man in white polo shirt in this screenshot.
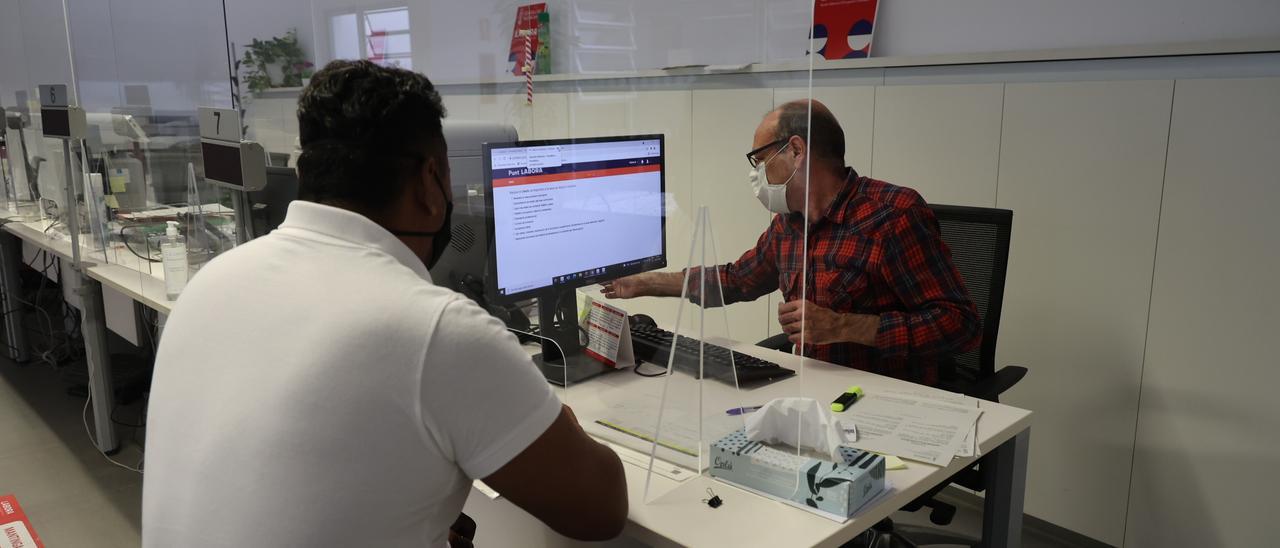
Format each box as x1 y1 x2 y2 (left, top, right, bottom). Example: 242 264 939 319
142 60 627 547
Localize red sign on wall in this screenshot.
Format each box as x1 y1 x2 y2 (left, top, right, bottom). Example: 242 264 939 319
812 0 880 59
509 3 547 75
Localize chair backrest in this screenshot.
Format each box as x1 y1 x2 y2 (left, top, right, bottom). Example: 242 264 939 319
928 204 1013 380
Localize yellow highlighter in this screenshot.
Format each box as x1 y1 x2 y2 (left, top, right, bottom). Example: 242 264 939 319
830 385 864 412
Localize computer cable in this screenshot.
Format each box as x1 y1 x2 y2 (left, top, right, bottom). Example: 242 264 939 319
82 393 144 474
119 224 162 263
15 250 76 368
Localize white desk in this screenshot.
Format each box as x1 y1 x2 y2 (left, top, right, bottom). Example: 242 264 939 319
465 340 1032 548
1 218 179 454
85 262 174 316
2 219 77 261
0 219 124 452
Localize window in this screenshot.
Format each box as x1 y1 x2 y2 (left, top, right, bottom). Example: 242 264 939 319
329 6 413 71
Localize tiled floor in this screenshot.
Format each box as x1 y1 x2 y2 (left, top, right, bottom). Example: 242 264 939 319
0 359 144 548
1 357 1093 548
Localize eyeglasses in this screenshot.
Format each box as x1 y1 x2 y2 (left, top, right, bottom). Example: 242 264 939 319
746 138 788 169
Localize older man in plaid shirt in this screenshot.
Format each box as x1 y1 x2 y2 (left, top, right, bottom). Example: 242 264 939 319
603 100 980 386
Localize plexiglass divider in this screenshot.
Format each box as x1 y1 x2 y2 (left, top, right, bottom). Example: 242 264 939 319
53 0 236 307
1 111 22 218
76 134 111 266
34 129 72 236
638 206 754 502
215 0 876 522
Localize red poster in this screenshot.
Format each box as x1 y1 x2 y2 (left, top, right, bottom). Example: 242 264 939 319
812 0 880 59
0 495 43 548
509 3 547 76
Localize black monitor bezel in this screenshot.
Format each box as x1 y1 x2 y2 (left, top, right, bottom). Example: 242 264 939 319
483 134 667 303
201 140 245 188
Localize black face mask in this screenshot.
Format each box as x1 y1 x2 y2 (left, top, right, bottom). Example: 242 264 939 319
391 169 453 270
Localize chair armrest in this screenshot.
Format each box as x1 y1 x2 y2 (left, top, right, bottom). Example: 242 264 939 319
756 333 793 353
941 365 1027 402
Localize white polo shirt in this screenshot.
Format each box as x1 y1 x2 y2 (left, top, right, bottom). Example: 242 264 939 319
143 201 561 548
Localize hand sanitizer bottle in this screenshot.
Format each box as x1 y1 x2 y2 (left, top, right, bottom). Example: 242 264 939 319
161 220 188 300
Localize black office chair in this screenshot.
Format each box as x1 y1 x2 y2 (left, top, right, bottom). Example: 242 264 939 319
758 204 1026 547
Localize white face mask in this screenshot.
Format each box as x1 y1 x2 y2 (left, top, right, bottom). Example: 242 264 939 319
749 143 799 214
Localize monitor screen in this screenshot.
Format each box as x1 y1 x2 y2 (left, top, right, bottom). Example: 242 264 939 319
486 135 666 300
201 141 244 187
40 108 71 138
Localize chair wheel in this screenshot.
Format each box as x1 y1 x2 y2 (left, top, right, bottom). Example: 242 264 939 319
929 504 956 525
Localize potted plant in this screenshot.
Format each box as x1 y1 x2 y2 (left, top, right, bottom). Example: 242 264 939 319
239 29 313 94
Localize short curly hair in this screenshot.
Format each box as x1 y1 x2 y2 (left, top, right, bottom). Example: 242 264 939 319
295 60 447 211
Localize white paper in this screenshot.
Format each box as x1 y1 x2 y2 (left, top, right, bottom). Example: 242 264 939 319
590 391 742 469
839 420 858 441
601 440 695 482
876 388 980 458
472 480 500 499
843 394 983 466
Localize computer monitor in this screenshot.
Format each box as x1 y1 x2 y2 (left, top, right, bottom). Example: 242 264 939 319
248 166 299 238
428 120 518 309
484 134 667 384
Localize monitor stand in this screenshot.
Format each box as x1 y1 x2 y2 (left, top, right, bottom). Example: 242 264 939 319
532 287 614 386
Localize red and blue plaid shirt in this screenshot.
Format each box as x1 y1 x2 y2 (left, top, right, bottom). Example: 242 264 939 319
707 169 980 385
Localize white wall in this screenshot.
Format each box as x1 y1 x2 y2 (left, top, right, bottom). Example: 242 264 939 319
870 83 1004 207
407 0 1280 83
66 0 231 114
218 0 1280 84
1 0 74 109
0 0 32 109
996 80 1173 545
874 0 1280 57
1125 77 1280 548
413 0 812 84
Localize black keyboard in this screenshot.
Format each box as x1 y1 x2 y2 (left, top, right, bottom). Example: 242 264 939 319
629 322 796 386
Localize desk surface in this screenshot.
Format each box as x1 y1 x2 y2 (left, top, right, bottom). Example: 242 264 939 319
4 219 176 314
505 338 1032 548
3 219 77 262
86 262 174 315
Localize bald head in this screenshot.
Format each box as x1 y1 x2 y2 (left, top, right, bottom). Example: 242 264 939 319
764 99 845 173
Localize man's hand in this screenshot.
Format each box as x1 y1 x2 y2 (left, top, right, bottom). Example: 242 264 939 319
777 300 879 346
601 274 648 299
601 272 683 299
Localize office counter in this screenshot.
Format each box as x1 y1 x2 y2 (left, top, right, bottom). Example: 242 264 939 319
467 338 1032 548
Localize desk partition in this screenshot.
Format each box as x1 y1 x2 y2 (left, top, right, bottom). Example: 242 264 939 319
218 0 866 518
61 0 238 305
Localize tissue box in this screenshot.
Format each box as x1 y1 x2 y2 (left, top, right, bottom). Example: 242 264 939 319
709 429 885 518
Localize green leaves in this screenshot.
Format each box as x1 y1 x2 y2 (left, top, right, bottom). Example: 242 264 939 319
239 28 310 93
816 477 850 489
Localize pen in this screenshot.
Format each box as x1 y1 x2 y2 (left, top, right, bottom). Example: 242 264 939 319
726 405 763 416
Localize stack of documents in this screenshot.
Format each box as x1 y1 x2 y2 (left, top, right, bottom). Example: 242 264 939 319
843 389 983 466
